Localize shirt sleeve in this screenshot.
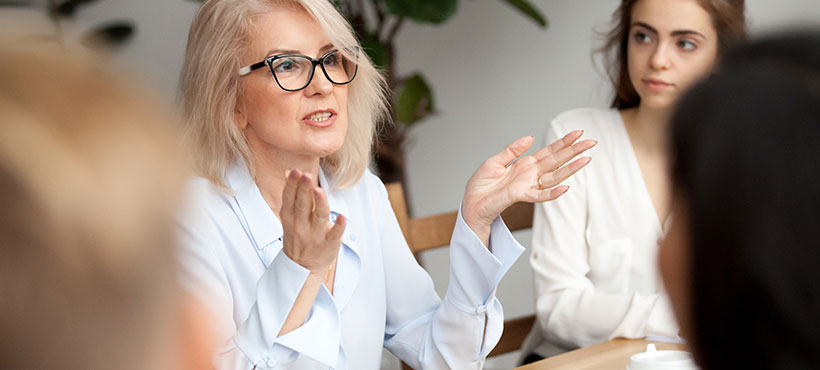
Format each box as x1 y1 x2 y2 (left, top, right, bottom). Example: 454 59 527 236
176 185 341 370
529 120 679 350
377 183 525 369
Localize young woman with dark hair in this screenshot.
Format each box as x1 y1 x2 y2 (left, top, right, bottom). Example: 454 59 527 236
524 0 747 361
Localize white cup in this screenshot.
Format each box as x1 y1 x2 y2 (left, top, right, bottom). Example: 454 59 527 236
625 344 699 370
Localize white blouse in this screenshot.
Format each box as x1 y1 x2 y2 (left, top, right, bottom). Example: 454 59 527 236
177 162 524 370
525 108 679 357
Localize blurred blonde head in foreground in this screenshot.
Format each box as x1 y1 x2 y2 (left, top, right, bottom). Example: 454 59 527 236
0 44 212 370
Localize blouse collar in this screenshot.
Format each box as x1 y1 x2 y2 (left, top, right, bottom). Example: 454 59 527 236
226 161 356 253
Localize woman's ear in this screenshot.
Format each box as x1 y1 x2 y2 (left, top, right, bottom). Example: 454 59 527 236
177 294 217 370
234 100 248 130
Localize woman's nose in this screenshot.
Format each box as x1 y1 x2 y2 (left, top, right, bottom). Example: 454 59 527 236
303 65 333 96
650 43 672 70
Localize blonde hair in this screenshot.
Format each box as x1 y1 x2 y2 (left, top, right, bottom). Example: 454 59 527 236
0 46 186 370
179 0 389 189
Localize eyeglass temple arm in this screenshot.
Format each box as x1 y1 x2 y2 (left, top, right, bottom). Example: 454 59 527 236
238 60 267 76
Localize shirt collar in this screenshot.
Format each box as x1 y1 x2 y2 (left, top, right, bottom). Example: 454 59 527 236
226 161 356 252
318 168 359 254
226 161 281 250
317 167 350 223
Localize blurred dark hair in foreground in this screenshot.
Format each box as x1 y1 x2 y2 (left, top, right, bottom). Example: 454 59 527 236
670 29 820 370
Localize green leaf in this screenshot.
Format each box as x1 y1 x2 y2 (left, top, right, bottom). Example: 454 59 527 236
384 0 456 24
500 0 547 28
395 73 435 125
54 0 99 17
0 0 32 7
361 32 388 70
81 21 135 49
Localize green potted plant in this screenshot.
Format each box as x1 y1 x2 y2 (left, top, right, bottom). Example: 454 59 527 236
335 0 547 184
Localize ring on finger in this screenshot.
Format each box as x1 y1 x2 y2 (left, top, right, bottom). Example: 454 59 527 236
537 176 544 189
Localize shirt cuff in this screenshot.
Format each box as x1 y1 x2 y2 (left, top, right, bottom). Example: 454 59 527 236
234 250 341 368
274 285 340 367
445 206 525 308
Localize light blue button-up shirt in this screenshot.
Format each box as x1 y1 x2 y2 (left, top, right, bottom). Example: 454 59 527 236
177 163 524 370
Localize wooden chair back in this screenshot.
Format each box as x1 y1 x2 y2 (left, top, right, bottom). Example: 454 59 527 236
385 182 536 366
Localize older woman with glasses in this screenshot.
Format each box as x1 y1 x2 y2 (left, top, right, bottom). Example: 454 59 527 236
177 0 594 369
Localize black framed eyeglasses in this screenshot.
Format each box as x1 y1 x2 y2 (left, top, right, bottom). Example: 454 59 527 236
238 47 359 91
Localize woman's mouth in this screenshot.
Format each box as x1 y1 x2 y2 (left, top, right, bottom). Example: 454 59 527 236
643 78 674 92
308 112 332 122
302 109 337 127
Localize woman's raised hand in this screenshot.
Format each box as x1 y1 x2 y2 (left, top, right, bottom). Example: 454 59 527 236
280 169 345 273
461 130 596 245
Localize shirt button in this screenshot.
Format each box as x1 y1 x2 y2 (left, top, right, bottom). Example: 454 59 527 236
264 237 281 250
266 358 275 367
350 233 357 242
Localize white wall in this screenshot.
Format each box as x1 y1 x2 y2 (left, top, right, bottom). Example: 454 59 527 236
76 0 201 100
7 0 817 368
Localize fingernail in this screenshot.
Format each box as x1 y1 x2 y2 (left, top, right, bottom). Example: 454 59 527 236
554 185 568 195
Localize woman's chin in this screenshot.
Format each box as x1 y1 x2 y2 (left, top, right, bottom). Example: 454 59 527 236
311 142 345 159
640 96 677 110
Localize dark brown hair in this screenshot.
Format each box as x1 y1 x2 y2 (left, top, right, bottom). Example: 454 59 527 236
671 31 820 370
599 0 747 109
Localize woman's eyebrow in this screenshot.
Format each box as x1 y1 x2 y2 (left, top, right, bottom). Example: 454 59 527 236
670 30 706 39
631 21 706 39
632 22 659 34
266 48 300 56
265 44 334 57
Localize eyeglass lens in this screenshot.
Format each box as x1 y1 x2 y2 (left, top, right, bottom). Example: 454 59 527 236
270 49 357 91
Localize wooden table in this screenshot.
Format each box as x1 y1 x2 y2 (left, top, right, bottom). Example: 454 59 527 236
514 339 690 370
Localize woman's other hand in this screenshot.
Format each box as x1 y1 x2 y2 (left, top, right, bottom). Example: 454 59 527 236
462 130 595 246
280 169 346 273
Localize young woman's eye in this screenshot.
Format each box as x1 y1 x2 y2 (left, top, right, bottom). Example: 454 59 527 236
633 32 652 44
677 40 697 51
